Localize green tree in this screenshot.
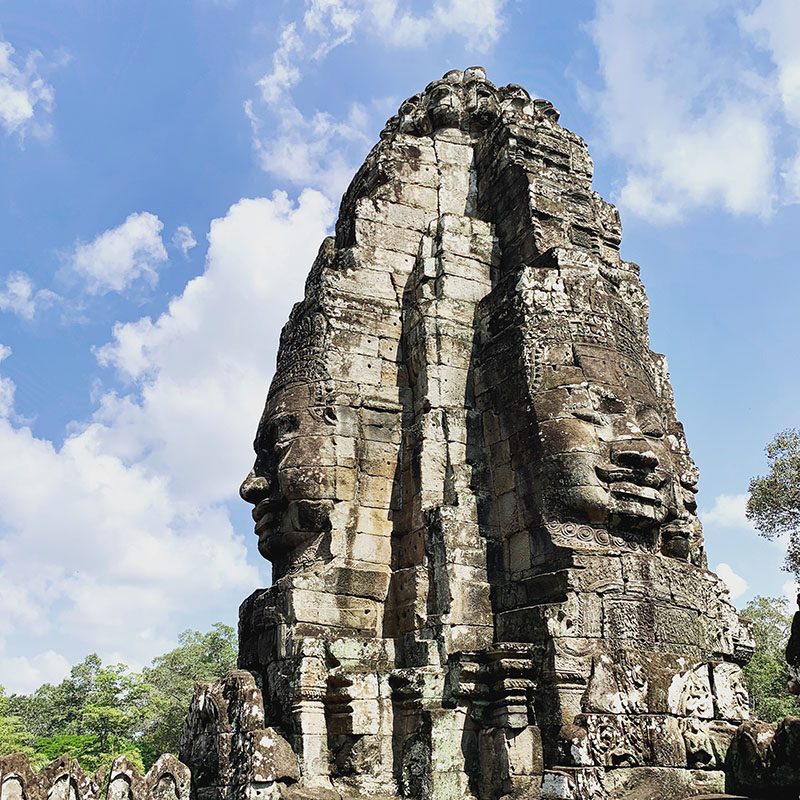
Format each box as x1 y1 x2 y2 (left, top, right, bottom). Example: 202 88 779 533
747 428 800 576
4 624 236 773
9 655 157 773
138 623 236 766
741 595 800 721
0 686 37 759
33 733 145 773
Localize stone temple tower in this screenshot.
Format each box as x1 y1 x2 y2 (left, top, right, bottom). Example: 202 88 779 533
227 68 754 800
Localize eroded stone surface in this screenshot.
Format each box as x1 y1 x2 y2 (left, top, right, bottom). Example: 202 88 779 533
0 755 192 800
179 669 300 800
227 68 758 800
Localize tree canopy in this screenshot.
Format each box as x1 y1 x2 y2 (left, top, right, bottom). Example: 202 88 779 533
747 428 800 576
0 623 236 773
741 595 800 722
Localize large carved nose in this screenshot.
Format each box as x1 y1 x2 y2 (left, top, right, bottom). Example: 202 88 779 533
239 470 270 504
611 442 659 471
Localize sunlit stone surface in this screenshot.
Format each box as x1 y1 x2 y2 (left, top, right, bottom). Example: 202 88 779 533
232 69 754 800
4 69 783 800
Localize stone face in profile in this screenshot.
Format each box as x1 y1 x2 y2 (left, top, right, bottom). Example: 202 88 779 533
235 69 754 800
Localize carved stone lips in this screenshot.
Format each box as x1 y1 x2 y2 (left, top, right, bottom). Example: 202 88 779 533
596 466 665 506
253 497 277 531
609 482 662 506
596 465 667 487
661 519 693 537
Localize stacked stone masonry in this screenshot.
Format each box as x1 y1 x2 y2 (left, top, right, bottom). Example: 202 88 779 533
231 68 764 800
8 69 794 800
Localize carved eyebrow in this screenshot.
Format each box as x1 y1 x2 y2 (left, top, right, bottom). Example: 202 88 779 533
635 405 664 421
273 413 300 435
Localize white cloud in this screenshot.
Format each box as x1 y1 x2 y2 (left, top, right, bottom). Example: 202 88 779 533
784 150 800 203
702 490 794 566
741 0 800 200
0 345 14 419
716 562 749 602
0 412 256 686
93 190 333 503
302 0 506 54
702 492 753 529
586 0 778 221
393 0 505 50
0 40 54 139
70 212 168 295
0 190 334 692
0 271 58 319
172 225 197 257
303 0 360 58
0 649 71 695
248 0 506 196
247 100 371 198
257 23 304 104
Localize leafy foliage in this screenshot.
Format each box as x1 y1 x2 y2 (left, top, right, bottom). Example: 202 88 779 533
747 428 800 576
0 687 37 762
0 624 236 773
139 623 236 764
741 595 800 721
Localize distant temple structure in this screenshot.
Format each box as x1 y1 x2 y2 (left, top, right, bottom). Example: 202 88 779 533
3 68 799 800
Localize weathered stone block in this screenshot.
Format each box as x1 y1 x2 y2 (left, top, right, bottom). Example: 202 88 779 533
227 68 757 800
602 766 725 798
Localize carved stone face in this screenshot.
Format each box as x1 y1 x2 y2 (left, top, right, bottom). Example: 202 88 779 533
397 95 423 134
533 344 698 537
240 382 342 574
425 80 463 130
466 81 498 129
521 269 700 553
501 84 532 115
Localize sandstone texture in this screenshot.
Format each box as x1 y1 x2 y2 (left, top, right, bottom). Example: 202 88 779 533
7 69 795 800
0 753 190 800
232 68 757 800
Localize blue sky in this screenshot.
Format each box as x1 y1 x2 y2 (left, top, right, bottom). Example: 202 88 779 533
1 0 799 693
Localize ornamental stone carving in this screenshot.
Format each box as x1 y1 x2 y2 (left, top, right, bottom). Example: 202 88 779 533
231 69 756 799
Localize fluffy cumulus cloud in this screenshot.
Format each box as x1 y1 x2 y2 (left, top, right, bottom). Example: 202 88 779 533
716 562 749 602
0 345 15 419
741 0 800 200
0 40 55 138
586 0 800 221
246 99 372 199
172 225 197 257
69 212 168 295
93 190 333 504
0 190 334 693
0 649 72 695
0 271 58 319
302 0 506 54
702 493 753 529
247 0 506 197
